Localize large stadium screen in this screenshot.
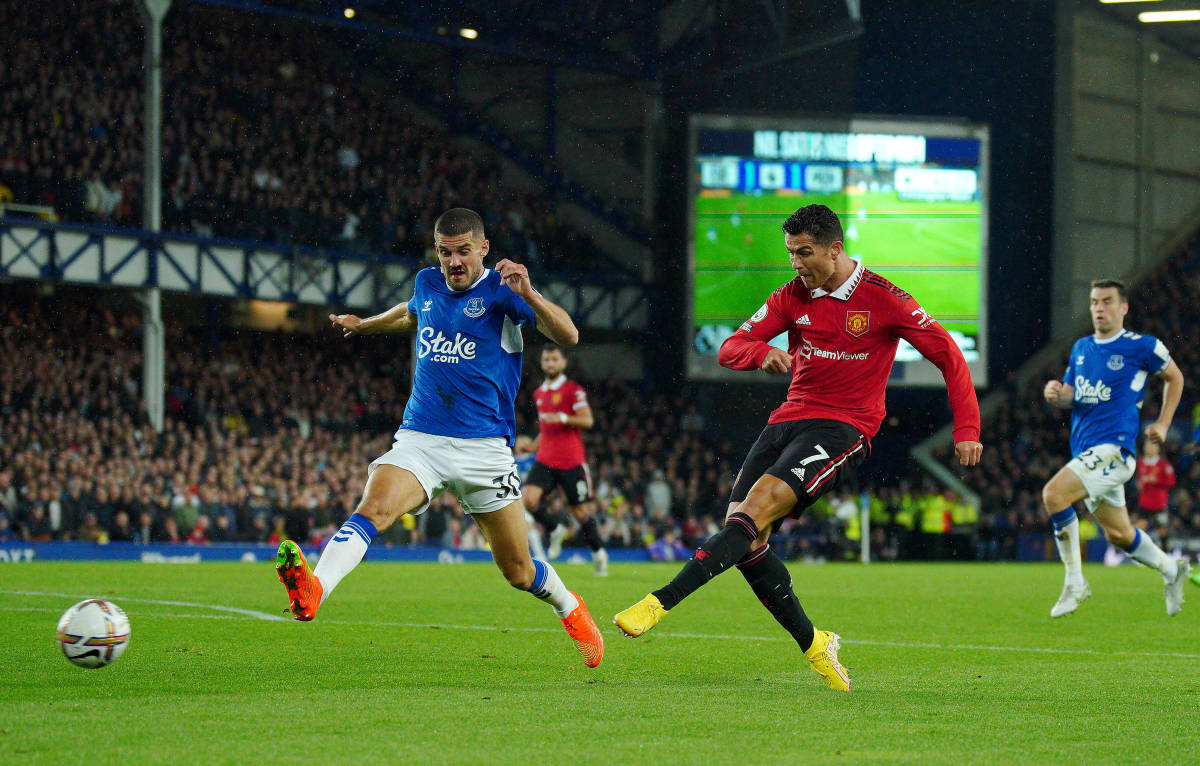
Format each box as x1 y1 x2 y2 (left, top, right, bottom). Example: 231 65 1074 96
687 115 989 386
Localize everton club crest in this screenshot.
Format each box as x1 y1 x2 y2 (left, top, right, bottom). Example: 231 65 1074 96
845 310 870 337
1107 354 1124 371
463 297 486 318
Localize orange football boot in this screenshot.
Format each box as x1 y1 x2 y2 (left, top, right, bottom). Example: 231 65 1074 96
560 592 604 668
276 540 323 621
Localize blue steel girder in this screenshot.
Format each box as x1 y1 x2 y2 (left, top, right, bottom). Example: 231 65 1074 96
0 220 644 329
0 225 55 278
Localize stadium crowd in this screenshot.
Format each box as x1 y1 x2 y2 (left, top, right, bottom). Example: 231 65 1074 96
1 286 991 562
0 0 607 275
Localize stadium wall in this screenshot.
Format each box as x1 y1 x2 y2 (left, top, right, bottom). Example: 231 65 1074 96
1052 1 1200 335
0 543 656 564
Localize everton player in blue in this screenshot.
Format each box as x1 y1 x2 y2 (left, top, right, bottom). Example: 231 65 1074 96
274 208 604 667
1041 279 1188 617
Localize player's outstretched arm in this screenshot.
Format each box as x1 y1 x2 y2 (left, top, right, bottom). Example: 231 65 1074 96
895 302 982 462
495 258 579 346
1145 359 1184 444
329 302 416 338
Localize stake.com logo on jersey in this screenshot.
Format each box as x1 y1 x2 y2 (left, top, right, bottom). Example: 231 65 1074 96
418 327 477 364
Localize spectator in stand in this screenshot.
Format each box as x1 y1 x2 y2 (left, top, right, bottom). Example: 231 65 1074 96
0 0 618 278
648 529 690 562
108 510 135 542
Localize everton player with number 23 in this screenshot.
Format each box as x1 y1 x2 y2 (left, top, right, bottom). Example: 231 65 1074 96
1041 279 1188 619
614 204 982 691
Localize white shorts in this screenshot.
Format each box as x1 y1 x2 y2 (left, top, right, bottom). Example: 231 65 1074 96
1065 443 1136 513
368 430 522 515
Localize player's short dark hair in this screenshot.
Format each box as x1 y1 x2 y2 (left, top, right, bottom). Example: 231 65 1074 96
1090 279 1127 302
434 208 485 240
782 204 843 245
541 343 565 356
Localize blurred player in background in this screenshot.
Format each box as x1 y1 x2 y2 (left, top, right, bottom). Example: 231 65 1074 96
275 208 603 668
1041 279 1189 618
514 435 547 560
614 204 982 691
523 344 609 575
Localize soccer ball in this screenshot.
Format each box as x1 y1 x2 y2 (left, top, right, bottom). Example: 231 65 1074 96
56 599 131 668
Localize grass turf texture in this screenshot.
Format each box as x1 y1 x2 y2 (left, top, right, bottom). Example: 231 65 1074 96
694 191 981 335
2 562 1196 764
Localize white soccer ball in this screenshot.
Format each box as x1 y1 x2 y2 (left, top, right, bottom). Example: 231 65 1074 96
56 599 131 668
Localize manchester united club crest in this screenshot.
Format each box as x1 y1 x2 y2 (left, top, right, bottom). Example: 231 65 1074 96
551 392 562 405
845 310 870 337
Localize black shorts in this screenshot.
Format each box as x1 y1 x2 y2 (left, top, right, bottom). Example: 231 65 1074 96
730 419 869 514
525 461 593 506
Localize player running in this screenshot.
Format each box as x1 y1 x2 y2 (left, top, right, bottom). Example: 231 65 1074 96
523 344 609 575
613 204 982 691
1041 279 1188 618
274 208 604 668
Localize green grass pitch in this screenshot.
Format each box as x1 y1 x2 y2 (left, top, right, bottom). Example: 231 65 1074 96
2 562 1196 764
694 191 981 336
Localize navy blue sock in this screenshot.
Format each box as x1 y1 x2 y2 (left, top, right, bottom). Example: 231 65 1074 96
653 512 760 610
737 543 815 651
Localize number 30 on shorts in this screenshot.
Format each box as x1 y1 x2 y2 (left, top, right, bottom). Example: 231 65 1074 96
492 470 520 499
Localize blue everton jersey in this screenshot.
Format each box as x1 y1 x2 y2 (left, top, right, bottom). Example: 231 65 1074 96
399 267 537 443
1062 330 1171 458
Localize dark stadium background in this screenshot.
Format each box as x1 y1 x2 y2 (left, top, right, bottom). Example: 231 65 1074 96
2 0 1198 562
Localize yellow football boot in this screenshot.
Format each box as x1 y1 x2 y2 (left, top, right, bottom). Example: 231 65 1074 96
613 593 668 637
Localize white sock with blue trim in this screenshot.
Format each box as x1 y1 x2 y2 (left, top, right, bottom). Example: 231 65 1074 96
1050 508 1084 588
1124 528 1177 581
313 513 377 604
527 559 578 618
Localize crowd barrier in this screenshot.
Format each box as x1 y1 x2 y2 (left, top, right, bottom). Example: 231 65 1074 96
0 542 654 564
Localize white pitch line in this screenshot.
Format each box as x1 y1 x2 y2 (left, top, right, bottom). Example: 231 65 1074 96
10 605 254 621
5 590 1198 661
0 589 290 621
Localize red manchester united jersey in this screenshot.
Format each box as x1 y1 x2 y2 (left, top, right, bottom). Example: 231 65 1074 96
719 264 980 443
533 376 589 469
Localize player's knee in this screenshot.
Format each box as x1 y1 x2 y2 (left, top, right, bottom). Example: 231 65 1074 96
738 484 795 528
500 558 535 590
1101 524 1134 549
354 497 396 529
1041 484 1064 513
521 487 541 509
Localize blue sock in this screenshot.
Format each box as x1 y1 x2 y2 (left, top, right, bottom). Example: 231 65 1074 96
334 513 377 545
1120 528 1142 553
1049 508 1077 531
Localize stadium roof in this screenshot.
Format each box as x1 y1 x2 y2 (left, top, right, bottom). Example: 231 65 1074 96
191 0 864 78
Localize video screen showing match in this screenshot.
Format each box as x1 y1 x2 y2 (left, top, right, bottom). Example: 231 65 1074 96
688 116 989 386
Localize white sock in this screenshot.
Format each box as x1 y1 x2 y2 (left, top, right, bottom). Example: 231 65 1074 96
1126 528 1177 581
312 513 377 604
1051 510 1084 587
528 559 578 618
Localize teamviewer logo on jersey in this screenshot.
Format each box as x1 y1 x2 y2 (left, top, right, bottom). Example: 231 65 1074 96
463 297 486 318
